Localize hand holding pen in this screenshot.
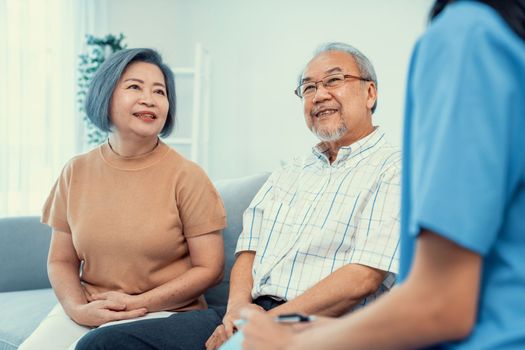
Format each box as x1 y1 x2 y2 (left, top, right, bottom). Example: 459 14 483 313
236 310 318 350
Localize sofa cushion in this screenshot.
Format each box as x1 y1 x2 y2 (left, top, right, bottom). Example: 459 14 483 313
205 172 270 307
0 289 56 350
0 216 52 293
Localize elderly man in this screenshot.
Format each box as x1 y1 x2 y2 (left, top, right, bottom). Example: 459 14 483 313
75 42 401 350
238 2 525 350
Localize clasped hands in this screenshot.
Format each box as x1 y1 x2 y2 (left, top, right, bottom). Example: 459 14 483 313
71 291 147 327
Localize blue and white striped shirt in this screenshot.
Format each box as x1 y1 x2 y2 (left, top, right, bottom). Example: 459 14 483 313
235 128 401 309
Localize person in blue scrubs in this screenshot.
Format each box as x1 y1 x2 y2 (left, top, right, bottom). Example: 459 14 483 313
236 1 525 349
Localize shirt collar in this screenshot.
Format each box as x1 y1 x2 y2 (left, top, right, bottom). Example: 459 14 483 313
312 126 385 165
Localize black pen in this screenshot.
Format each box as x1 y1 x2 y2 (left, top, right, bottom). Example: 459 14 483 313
234 312 316 328
274 313 316 323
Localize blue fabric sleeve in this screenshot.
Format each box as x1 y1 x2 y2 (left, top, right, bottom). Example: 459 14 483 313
407 15 513 255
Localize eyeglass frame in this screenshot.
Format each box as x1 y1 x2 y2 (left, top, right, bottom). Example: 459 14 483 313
294 73 372 98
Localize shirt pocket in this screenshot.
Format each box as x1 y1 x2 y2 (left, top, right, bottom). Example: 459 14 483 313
255 199 297 267
310 196 362 258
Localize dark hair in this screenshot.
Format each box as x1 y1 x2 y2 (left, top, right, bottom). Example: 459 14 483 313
85 48 176 137
430 0 525 41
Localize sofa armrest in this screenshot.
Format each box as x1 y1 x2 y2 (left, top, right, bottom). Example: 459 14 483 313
0 216 52 292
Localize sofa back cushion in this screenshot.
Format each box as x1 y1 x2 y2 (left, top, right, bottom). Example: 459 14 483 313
204 172 270 307
0 172 270 306
0 216 52 292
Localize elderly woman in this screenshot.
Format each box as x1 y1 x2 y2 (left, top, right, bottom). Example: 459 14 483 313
19 48 226 350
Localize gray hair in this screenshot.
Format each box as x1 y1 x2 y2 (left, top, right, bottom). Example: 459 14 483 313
299 42 378 113
85 48 176 137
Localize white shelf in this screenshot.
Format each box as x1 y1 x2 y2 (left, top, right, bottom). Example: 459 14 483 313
162 43 210 169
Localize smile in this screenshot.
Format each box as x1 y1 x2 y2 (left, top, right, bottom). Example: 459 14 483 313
315 109 338 118
133 112 157 121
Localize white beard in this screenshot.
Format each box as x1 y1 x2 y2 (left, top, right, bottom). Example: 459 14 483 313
311 120 348 142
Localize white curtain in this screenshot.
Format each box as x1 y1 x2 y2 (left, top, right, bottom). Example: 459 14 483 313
0 0 104 217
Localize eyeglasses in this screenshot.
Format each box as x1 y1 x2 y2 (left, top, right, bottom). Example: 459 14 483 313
294 73 371 98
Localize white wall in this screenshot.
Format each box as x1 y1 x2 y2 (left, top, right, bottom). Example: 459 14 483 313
103 0 433 180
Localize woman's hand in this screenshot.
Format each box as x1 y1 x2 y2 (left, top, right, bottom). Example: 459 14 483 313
47 231 148 327
89 291 143 311
71 300 148 327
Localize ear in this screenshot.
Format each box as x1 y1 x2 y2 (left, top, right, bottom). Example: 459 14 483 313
366 81 377 110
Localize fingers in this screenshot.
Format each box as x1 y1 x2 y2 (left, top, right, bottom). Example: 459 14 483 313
241 311 295 350
224 319 236 337
239 308 273 338
78 300 147 327
240 307 265 323
110 307 148 321
99 306 148 324
215 325 228 345
90 292 107 301
101 299 127 311
224 303 264 336
205 328 218 350
205 325 228 350
205 332 214 349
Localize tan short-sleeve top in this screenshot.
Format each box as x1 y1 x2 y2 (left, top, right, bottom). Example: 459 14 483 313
42 141 226 311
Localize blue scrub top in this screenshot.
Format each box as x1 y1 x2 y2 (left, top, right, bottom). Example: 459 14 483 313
400 1 525 349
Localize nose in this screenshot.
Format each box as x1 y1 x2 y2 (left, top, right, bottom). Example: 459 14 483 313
139 90 155 107
311 83 331 103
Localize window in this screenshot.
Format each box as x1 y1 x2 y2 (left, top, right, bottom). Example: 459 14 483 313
0 0 89 217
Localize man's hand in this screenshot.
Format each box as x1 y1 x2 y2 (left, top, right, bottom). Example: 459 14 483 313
205 303 264 350
70 300 148 327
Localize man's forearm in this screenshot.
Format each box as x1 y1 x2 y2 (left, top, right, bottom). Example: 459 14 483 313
287 285 416 350
287 232 482 350
270 264 386 317
227 251 256 306
288 280 455 350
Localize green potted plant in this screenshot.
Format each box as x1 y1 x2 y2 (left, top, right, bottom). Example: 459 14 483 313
77 33 127 146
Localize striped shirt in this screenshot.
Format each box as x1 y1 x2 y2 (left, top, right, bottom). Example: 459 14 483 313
235 128 401 309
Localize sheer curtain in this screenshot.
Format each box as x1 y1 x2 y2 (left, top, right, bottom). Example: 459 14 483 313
0 0 104 217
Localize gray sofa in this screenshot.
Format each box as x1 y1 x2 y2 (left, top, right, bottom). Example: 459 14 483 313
0 173 269 350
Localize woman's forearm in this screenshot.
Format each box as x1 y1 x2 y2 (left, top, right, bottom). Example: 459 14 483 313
135 231 225 312
47 260 87 318
134 264 223 312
